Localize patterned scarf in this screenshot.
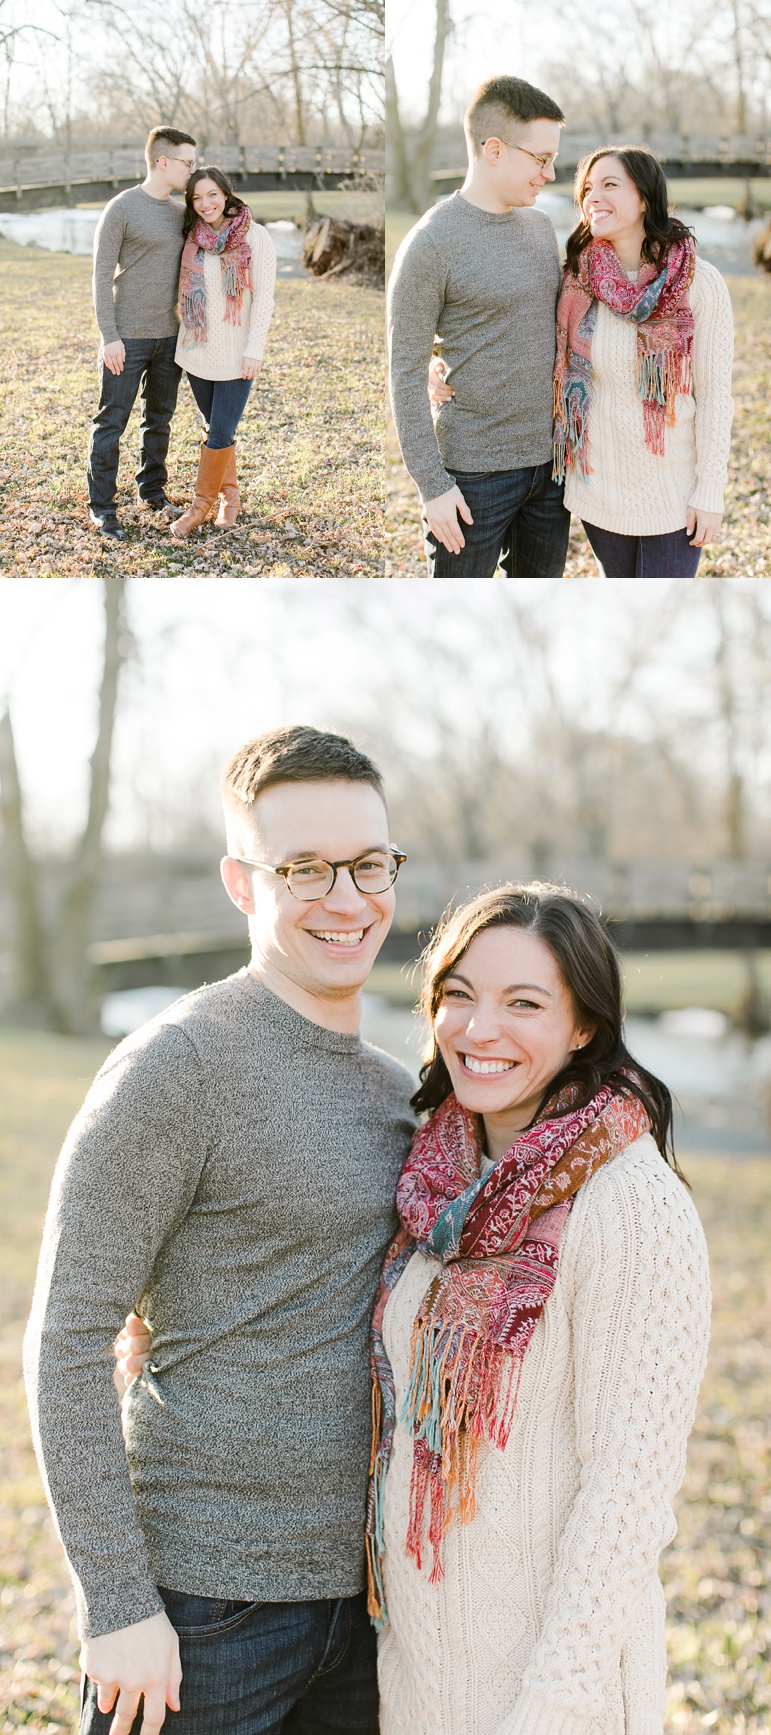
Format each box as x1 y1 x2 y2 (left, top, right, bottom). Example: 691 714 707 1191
553 234 696 482
178 203 253 343
366 1081 650 1626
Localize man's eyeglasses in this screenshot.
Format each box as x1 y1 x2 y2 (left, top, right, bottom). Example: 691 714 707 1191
233 848 407 902
168 156 197 170
482 139 558 171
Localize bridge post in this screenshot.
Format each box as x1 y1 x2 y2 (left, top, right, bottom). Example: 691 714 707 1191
279 145 285 182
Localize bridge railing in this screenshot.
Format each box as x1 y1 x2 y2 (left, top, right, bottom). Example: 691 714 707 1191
551 132 771 168
429 132 771 187
389 859 771 932
0 143 384 194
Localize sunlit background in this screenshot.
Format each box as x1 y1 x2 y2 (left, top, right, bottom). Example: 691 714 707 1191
3 575 771 1138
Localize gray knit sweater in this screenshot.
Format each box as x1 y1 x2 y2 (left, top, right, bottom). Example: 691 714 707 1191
23 973 416 1638
92 185 185 344
388 192 562 503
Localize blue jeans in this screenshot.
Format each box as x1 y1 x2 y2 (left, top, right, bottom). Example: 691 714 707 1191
423 463 570 577
79 1588 378 1735
582 520 703 577
87 336 181 512
186 373 253 449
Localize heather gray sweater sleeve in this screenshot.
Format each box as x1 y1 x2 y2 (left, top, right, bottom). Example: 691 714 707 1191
387 225 454 504
23 1026 209 1638
92 200 125 345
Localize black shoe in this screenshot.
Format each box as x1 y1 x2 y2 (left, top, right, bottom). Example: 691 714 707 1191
89 509 127 541
138 493 183 519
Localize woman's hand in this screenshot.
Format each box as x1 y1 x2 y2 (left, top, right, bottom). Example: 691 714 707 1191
242 356 262 381
687 507 723 547
115 1313 152 1387
427 355 454 410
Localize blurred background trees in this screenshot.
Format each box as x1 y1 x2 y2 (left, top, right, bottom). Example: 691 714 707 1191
1 0 384 149
386 0 771 210
2 578 771 1035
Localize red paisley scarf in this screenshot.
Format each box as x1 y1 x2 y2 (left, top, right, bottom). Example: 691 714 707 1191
366 1082 650 1625
178 203 253 343
553 234 696 482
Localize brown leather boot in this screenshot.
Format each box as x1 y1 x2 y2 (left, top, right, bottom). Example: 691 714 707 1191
171 444 235 540
215 446 240 531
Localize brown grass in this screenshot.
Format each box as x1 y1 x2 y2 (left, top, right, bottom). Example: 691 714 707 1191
0 239 384 579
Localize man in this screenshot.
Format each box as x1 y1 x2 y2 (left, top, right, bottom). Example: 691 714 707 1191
24 725 416 1735
388 75 571 578
87 126 198 541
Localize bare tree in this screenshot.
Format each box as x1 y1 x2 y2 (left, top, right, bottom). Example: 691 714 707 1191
0 577 129 1035
386 52 411 203
0 709 51 1020
409 0 451 212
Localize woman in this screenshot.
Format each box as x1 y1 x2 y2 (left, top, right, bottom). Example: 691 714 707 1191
367 884 710 1732
172 166 277 539
118 882 710 1733
431 147 734 577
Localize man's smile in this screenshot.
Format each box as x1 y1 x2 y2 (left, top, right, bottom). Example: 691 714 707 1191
307 928 369 947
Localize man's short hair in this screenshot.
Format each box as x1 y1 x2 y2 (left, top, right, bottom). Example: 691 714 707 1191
145 126 197 170
465 76 565 158
221 725 386 854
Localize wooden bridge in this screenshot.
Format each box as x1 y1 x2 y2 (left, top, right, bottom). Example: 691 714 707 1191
7 852 766 993
3 851 770 1003
430 132 771 195
0 143 384 213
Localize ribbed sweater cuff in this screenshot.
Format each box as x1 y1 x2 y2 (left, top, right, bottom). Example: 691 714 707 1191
688 481 725 515
414 462 455 506
495 1693 593 1735
74 1568 165 1641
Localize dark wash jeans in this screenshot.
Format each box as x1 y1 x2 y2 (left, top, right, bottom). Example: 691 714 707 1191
582 519 703 578
423 463 570 577
87 336 181 513
79 1588 378 1735
186 373 253 451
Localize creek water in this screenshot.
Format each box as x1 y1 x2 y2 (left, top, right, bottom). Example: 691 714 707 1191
0 207 306 275
535 188 766 275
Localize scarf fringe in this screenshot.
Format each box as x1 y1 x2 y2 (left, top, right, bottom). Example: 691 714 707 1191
366 1085 652 1628
178 206 253 343
553 237 695 477
402 1305 519 1580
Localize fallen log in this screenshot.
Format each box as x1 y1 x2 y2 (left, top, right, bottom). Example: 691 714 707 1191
753 220 771 272
302 215 384 284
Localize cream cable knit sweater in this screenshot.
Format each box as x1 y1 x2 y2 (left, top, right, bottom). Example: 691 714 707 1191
175 220 276 381
378 1133 711 1735
563 257 734 535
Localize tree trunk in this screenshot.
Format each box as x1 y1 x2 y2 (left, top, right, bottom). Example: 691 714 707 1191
284 0 307 144
49 576 129 1033
410 0 451 214
386 53 411 206
714 596 747 860
0 709 52 1020
731 0 747 131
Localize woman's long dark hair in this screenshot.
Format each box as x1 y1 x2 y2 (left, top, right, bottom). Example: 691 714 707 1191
182 165 249 240
565 145 695 276
413 882 686 1181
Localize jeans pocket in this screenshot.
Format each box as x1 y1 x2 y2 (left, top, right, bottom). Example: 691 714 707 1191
159 1586 262 1637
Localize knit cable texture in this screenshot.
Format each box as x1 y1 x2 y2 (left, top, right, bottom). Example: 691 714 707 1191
563 256 734 535
175 221 276 380
377 1134 711 1735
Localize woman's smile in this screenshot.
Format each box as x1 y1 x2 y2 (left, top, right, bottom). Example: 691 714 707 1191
460 1054 517 1075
